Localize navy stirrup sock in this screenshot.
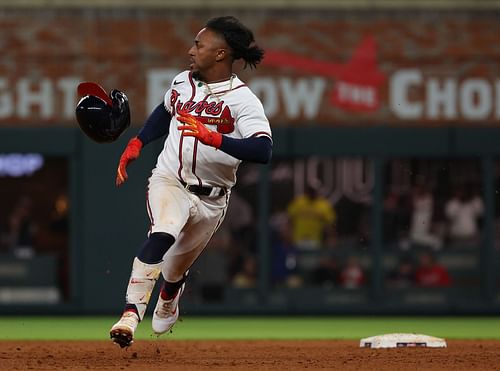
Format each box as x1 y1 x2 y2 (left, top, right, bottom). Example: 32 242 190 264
161 276 187 300
137 232 175 264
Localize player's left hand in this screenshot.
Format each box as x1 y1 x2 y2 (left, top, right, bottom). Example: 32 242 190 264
177 112 222 149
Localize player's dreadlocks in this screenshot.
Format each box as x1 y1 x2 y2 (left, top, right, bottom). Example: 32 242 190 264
206 16 265 69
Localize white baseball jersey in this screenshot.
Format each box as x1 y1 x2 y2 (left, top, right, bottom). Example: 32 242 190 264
155 70 272 189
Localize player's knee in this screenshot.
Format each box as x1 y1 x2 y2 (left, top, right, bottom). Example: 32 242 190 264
137 232 175 264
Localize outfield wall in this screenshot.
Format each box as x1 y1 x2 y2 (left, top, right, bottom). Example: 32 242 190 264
0 126 500 315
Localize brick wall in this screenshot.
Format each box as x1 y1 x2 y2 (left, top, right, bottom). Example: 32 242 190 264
1 9 500 126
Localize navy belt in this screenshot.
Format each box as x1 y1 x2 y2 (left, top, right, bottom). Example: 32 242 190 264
180 180 226 197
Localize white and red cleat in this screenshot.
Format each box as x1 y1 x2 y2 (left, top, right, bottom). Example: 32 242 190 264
152 283 185 335
110 311 139 348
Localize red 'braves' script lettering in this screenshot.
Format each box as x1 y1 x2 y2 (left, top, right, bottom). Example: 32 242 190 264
170 90 235 133
170 90 180 113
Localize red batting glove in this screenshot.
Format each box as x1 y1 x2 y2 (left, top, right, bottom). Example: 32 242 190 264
177 112 222 149
116 137 143 187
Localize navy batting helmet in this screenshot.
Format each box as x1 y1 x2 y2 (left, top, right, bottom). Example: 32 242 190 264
75 82 130 143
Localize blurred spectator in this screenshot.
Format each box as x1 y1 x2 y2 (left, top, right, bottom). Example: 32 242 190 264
383 188 410 248
270 218 302 288
338 256 366 289
445 184 484 248
414 251 451 287
287 186 336 250
212 190 254 286
224 190 255 252
401 184 442 251
311 256 338 289
50 193 69 235
334 196 367 248
2 196 37 258
50 193 70 300
232 255 257 288
386 256 415 288
0 212 10 251
190 243 228 303
38 192 70 252
191 221 231 301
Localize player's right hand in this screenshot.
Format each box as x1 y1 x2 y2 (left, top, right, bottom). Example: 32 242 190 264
116 137 143 187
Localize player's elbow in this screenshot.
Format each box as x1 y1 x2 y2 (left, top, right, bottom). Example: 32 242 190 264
257 138 273 164
262 144 273 164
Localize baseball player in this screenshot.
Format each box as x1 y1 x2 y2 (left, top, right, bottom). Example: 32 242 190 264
109 16 272 348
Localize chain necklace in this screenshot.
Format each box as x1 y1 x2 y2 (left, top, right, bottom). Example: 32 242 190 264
198 74 235 103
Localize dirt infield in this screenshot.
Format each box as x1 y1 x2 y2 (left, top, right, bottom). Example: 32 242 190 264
0 340 499 370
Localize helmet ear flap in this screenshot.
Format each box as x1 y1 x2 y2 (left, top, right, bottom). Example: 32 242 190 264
110 89 131 134
110 89 129 115
75 86 130 143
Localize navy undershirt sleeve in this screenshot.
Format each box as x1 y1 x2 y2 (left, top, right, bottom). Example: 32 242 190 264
219 136 273 164
137 103 171 146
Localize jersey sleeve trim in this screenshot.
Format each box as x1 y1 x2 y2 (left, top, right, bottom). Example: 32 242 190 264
251 131 273 142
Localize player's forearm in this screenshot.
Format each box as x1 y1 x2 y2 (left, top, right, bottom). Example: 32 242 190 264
137 103 171 145
219 136 272 164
